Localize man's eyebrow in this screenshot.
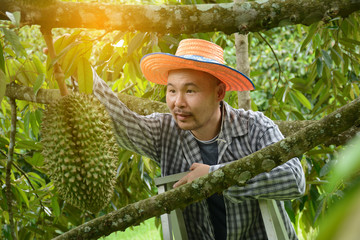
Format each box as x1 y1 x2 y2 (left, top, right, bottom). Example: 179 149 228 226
167 82 199 87
184 82 199 87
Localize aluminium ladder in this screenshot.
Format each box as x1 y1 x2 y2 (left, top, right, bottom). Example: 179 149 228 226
155 172 289 240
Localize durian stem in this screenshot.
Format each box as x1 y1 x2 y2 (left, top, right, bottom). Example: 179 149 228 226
41 27 69 96
6 98 17 240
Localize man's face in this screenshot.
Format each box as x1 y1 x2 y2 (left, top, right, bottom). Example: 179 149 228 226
166 69 225 140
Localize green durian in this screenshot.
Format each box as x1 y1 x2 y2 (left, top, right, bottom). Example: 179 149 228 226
41 92 118 213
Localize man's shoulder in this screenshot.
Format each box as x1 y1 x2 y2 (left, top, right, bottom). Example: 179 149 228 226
224 102 276 129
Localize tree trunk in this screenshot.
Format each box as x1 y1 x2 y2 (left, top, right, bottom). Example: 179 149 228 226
52 96 360 240
235 33 251 110
1 0 359 34
234 0 251 110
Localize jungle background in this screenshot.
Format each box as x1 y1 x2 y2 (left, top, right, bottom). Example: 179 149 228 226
1 0 360 239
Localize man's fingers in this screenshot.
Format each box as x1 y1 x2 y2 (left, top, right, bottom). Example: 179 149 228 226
173 164 210 188
173 175 188 188
190 163 199 171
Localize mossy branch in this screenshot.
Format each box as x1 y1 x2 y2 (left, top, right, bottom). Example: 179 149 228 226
1 0 360 34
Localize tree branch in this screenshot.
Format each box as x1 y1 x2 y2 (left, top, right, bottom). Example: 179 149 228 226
53 96 360 240
6 98 17 240
1 0 359 34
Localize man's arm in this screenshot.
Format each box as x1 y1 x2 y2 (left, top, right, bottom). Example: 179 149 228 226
92 69 162 162
223 157 305 202
218 125 305 202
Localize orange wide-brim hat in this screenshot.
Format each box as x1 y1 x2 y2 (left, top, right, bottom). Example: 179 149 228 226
140 38 255 91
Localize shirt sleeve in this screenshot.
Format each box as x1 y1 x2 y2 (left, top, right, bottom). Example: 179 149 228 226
92 69 162 163
212 114 306 202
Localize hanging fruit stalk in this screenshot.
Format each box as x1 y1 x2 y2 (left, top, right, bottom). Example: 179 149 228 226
41 27 69 96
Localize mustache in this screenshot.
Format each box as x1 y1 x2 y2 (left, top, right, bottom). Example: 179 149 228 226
173 109 192 115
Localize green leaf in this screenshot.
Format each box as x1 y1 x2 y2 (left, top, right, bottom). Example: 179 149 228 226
17 187 30 208
316 58 323 78
27 172 46 186
77 57 93 94
47 41 82 71
339 37 360 47
333 70 346 85
30 111 39 137
51 197 61 217
127 32 146 57
32 55 46 74
35 108 42 124
62 41 93 78
327 135 360 192
290 110 305 120
293 90 312 110
128 61 138 86
6 11 21 27
320 160 336 177
0 136 9 149
0 70 6 105
16 140 42 151
25 152 44 167
313 198 325 224
353 83 360 97
2 211 9 224
0 41 5 72
321 50 332 69
318 135 360 240
300 22 320 52
3 28 26 57
33 73 45 96
330 46 344 65
313 33 321 50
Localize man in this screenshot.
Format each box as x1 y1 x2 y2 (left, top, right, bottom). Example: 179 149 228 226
93 38 305 239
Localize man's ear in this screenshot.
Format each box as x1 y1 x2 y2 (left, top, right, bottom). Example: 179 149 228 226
217 82 226 101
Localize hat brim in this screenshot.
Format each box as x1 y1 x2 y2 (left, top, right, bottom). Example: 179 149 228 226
140 53 255 91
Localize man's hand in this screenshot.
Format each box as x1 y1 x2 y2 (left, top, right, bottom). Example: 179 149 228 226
173 163 210 188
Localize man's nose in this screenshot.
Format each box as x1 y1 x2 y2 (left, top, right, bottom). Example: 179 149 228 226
174 93 186 108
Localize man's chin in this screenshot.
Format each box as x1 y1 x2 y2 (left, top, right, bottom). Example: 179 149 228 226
176 121 194 131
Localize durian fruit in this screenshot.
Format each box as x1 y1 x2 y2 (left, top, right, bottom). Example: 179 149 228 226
41 92 118 213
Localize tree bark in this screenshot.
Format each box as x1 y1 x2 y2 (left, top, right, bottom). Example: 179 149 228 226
235 0 251 110
52 96 360 240
5 83 359 147
235 32 251 110
1 0 359 34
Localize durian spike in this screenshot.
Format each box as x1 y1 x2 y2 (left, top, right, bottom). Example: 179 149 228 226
41 27 69 96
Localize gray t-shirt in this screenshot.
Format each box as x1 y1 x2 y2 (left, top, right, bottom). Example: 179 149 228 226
196 137 227 240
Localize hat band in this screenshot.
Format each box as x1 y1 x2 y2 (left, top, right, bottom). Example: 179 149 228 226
178 55 222 64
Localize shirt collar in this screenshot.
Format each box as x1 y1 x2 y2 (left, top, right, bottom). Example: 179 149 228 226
218 101 249 144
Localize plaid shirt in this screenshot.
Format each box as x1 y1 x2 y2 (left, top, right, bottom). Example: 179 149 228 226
93 71 305 240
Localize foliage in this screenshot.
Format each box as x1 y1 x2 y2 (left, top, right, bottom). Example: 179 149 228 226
317 134 360 240
0 0 360 239
101 218 161 240
245 13 360 238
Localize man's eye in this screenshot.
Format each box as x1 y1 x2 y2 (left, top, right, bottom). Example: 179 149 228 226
187 90 195 93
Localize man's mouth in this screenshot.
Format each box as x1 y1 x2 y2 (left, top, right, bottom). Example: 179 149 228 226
174 111 192 121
